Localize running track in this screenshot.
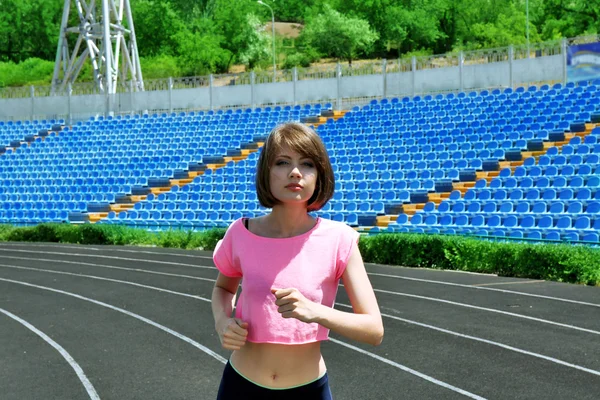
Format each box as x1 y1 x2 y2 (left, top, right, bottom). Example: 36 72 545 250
0 242 599 399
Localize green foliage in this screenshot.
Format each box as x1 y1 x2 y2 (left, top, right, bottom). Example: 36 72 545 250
466 2 542 49
237 14 272 70
174 29 231 76
0 0 63 62
0 224 226 251
0 58 54 88
359 233 600 286
281 44 321 69
2 0 600 86
301 5 379 64
131 0 187 57
139 55 182 80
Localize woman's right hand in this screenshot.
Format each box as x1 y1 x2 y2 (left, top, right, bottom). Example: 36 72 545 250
216 318 249 350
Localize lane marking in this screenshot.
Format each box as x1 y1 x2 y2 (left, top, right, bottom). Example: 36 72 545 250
336 303 600 376
472 280 546 287
3 264 600 378
0 266 487 397
3 257 598 336
0 307 101 400
367 273 600 308
1 246 598 308
373 288 600 336
0 255 215 283
0 242 205 259
0 277 227 365
0 264 209 301
329 338 487 399
0 248 213 270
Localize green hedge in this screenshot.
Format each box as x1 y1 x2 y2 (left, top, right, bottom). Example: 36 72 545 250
0 224 225 251
1 224 598 286
358 233 600 286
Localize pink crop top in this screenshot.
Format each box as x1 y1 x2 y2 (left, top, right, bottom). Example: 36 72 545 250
213 217 360 344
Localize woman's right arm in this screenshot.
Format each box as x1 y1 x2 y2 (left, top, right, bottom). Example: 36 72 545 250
212 273 249 350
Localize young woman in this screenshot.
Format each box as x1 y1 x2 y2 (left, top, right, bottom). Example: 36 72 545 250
212 122 384 399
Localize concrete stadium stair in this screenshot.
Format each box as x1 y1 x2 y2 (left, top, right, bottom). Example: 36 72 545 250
369 123 598 231
87 142 265 224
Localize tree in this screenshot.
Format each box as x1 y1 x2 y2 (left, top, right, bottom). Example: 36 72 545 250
301 5 379 65
174 18 231 76
131 0 187 57
0 0 62 62
467 2 541 49
237 14 272 70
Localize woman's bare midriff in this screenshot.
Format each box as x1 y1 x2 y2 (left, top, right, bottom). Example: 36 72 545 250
230 341 326 389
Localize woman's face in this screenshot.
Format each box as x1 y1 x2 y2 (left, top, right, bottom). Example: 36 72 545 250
269 146 318 208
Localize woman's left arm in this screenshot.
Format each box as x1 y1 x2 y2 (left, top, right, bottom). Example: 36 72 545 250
314 245 384 346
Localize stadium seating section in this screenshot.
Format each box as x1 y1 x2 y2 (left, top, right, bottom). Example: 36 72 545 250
1 81 599 243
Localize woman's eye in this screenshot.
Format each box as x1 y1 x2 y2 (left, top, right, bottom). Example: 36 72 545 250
275 160 288 166
303 162 315 168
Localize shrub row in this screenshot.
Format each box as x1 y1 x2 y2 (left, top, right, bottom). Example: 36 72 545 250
1 224 598 286
0 224 225 252
358 233 600 286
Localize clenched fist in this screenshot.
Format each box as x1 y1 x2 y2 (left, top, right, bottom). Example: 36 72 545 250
216 318 249 350
271 288 321 324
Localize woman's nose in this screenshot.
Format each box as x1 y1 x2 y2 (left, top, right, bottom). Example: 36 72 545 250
289 166 301 178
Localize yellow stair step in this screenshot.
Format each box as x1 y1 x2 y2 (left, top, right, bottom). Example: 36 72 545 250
188 171 204 177
150 187 172 194
206 163 227 170
110 204 134 212
130 195 147 202
170 178 193 186
240 149 257 156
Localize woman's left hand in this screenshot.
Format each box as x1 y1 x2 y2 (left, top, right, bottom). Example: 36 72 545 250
271 288 321 324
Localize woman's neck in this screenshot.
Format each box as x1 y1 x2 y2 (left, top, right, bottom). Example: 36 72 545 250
264 206 316 238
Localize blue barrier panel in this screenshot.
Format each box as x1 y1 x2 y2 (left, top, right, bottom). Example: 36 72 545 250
567 42 600 83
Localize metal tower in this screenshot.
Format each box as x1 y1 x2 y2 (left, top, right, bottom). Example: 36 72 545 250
51 0 144 95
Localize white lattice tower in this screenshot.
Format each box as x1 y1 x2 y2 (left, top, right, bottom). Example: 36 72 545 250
51 0 144 95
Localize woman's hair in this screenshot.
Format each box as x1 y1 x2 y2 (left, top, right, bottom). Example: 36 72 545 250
255 122 335 212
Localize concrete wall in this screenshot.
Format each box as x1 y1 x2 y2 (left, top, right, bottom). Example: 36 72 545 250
0 54 564 123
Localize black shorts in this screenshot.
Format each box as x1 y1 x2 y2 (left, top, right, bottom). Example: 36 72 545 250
216 361 333 400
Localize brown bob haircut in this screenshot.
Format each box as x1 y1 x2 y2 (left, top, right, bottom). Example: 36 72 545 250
255 122 335 212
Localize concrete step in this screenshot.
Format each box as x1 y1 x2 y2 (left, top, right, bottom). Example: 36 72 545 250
150 187 172 194
110 204 134 212
170 178 193 186
206 163 227 170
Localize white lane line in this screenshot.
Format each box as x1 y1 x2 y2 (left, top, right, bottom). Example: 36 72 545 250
1 246 597 309
373 288 600 336
0 307 101 400
3 264 600 378
0 264 209 301
0 248 212 270
3 256 598 336
472 280 546 286
329 338 487 399
367 273 600 308
0 277 227 365
336 303 600 377
0 266 486 398
0 255 215 283
0 242 205 259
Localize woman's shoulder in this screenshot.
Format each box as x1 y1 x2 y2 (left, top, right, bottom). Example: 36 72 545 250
222 217 246 236
316 217 359 237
